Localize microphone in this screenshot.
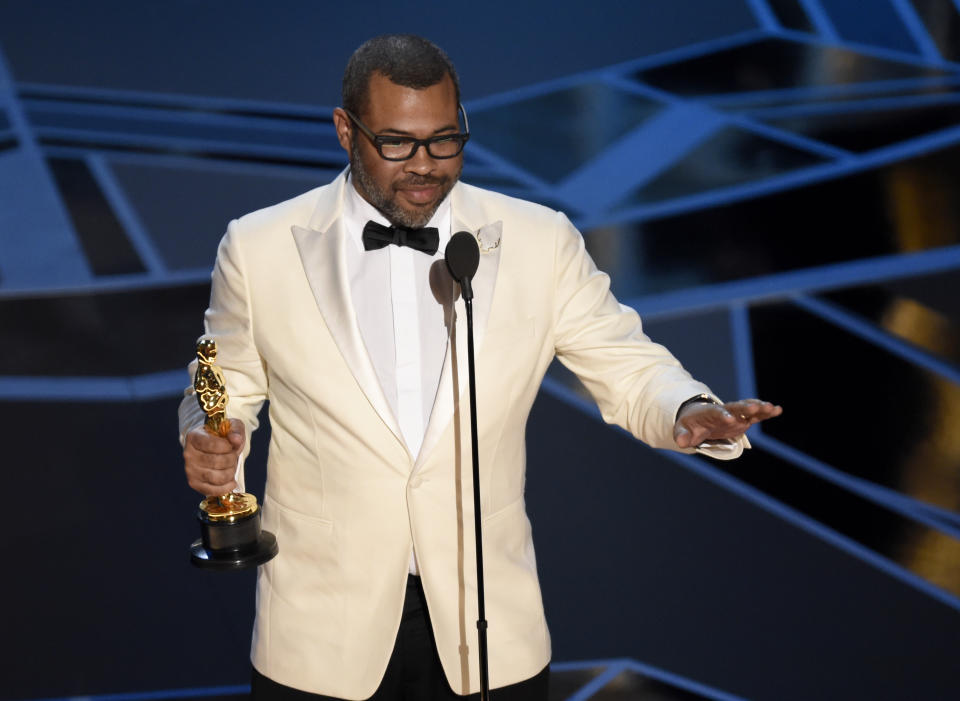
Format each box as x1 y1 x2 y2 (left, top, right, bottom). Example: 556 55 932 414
443 229 490 699
444 231 480 301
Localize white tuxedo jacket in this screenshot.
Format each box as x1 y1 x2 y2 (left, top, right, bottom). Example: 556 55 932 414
179 172 741 699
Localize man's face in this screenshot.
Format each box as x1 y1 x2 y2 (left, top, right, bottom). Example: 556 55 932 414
335 72 463 228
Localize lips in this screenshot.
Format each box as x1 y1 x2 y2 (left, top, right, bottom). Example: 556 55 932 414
399 185 439 204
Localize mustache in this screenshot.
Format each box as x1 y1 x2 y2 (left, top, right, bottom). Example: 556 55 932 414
395 174 447 188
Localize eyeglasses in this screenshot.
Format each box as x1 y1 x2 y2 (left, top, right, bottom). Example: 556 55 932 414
344 104 470 161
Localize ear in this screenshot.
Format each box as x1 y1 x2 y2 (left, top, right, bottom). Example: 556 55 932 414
332 108 352 154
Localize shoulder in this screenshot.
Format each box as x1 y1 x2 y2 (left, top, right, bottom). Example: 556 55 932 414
215 173 343 261
456 181 562 223
453 181 574 254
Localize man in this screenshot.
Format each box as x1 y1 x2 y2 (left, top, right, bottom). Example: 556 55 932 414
180 35 781 701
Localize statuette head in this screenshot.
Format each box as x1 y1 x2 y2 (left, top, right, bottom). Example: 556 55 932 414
196 336 218 364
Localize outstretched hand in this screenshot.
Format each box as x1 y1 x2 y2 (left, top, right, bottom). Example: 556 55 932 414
674 399 782 449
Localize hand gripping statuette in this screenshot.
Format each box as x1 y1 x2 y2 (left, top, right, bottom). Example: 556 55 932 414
189 336 278 570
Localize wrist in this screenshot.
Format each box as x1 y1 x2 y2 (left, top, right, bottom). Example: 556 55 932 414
675 393 721 422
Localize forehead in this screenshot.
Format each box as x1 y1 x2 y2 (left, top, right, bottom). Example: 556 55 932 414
362 72 458 133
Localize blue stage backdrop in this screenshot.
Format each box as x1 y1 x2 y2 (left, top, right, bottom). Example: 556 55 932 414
1 2 959 700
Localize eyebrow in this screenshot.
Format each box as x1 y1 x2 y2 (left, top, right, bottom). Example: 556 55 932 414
378 123 460 137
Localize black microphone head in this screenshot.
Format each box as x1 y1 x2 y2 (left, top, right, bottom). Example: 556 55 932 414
445 231 480 283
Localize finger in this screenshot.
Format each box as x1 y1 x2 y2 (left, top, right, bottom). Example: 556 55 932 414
674 424 693 449
688 409 738 431
685 407 739 440
184 448 240 472
724 400 781 423
185 462 238 494
681 417 722 446
187 476 239 497
187 427 236 455
687 425 715 446
691 415 757 442
745 404 781 422
679 404 739 433
749 403 783 422
227 418 246 449
724 399 757 418
199 466 236 488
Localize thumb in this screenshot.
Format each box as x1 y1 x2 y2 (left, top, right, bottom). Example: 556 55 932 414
227 419 245 449
674 423 692 449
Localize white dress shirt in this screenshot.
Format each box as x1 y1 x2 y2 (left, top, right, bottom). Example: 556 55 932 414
342 175 452 574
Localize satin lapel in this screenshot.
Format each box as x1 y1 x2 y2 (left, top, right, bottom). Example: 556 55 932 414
416 192 503 469
291 216 405 448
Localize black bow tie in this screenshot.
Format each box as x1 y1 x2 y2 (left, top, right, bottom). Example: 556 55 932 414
362 221 439 256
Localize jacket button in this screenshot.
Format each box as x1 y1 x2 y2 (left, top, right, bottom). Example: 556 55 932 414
410 477 423 489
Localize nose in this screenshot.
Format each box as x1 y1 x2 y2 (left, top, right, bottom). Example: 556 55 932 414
403 142 437 175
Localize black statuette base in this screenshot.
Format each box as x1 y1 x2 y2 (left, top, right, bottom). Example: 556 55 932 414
190 508 278 571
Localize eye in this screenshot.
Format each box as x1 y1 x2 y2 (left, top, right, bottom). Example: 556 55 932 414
379 137 412 147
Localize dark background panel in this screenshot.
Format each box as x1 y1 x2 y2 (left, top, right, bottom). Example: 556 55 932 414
468 84 663 183
109 163 334 271
0 285 211 375
631 125 827 204
767 0 815 32
751 301 960 513
591 138 960 300
821 0 922 54
636 38 949 96
909 0 960 62
767 102 960 152
0 0 758 105
46 157 145 276
825 278 960 366
0 398 267 698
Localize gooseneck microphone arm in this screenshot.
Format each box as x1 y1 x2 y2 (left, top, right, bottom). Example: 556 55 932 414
444 232 489 701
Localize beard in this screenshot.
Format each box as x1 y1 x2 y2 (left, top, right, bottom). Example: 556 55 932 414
350 138 460 229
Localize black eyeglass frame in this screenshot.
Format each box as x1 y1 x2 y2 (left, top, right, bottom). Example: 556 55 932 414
343 104 471 161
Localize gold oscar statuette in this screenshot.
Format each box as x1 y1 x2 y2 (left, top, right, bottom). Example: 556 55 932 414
189 336 278 570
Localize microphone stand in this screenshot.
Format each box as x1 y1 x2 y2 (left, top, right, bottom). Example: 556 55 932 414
445 231 490 699
461 277 490 701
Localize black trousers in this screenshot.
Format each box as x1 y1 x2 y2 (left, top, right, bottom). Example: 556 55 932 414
251 575 549 701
